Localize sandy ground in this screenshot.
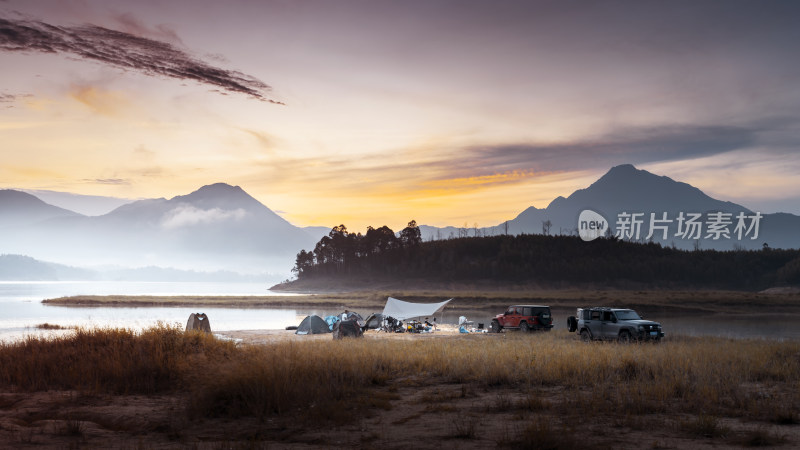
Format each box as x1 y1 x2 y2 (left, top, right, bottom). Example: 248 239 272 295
220 324 477 344
2 329 799 449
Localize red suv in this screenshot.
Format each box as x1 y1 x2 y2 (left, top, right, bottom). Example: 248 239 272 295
490 305 553 333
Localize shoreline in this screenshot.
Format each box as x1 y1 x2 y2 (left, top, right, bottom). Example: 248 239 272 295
41 289 800 316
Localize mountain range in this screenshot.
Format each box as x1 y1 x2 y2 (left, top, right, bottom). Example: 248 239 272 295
0 183 319 277
2 165 799 280
420 164 800 251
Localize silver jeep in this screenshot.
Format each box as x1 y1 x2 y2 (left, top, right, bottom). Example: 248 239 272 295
567 307 664 342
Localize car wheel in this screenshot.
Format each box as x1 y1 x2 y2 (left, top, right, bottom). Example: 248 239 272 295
618 330 632 343
567 316 577 332
580 329 591 342
519 321 529 333
490 320 501 333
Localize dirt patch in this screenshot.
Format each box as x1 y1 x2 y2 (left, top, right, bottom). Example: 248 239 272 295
2 380 798 449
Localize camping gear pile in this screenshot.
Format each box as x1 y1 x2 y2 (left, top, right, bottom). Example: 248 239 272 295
364 313 404 332
295 310 367 338
292 297 452 338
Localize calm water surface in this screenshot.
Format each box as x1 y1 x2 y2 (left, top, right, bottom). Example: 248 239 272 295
0 281 311 341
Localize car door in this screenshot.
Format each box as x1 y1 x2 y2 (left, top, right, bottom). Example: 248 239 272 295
585 310 602 337
500 306 516 327
522 307 533 326
600 311 618 339
508 307 522 327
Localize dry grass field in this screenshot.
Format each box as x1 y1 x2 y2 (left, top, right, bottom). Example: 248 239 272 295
1 324 799 448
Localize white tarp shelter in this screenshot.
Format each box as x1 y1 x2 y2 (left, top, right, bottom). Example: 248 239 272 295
382 297 452 321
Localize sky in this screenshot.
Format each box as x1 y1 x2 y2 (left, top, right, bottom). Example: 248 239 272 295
2 0 800 231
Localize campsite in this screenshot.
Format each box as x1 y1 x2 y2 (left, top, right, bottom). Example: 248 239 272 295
1 290 799 448
290 297 459 338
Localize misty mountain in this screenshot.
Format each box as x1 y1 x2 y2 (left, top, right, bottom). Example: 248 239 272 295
511 164 751 234
0 190 83 228
0 254 282 283
420 164 800 250
1 183 319 275
0 254 95 281
21 189 135 216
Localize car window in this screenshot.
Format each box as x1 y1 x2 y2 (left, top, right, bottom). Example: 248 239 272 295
615 310 642 320
590 311 600 320
523 307 532 316
505 307 514 315
602 311 613 321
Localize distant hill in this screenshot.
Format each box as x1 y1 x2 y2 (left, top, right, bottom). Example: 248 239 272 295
21 189 135 216
281 233 800 291
0 183 319 275
0 254 280 282
419 164 800 251
0 190 83 228
0 254 94 281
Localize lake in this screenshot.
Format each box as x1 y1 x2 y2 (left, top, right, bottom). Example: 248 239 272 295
1 281 797 341
0 281 315 341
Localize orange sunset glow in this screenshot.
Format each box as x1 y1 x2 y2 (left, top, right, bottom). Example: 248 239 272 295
3 0 800 233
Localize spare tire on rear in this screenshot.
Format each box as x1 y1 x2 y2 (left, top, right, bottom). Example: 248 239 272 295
567 316 578 332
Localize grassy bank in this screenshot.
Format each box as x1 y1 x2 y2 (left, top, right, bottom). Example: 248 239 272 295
2 326 799 417
2 326 798 447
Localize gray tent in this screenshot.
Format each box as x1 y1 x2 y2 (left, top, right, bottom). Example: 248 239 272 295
296 315 331 335
186 313 211 333
363 313 386 330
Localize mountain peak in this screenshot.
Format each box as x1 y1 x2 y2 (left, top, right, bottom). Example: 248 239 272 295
195 182 245 194
174 183 259 209
598 164 645 182
608 163 638 173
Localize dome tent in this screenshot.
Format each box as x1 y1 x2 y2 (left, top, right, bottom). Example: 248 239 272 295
296 315 331 335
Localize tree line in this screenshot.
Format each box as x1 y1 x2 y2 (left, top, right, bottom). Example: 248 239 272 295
292 222 800 290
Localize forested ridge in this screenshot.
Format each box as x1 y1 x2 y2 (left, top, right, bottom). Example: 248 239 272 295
291 222 800 290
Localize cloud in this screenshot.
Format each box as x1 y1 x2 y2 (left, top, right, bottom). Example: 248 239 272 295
161 205 248 229
110 12 183 45
242 122 765 202
239 128 276 151
0 91 28 107
0 16 283 104
84 178 130 185
68 83 130 116
454 124 758 176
